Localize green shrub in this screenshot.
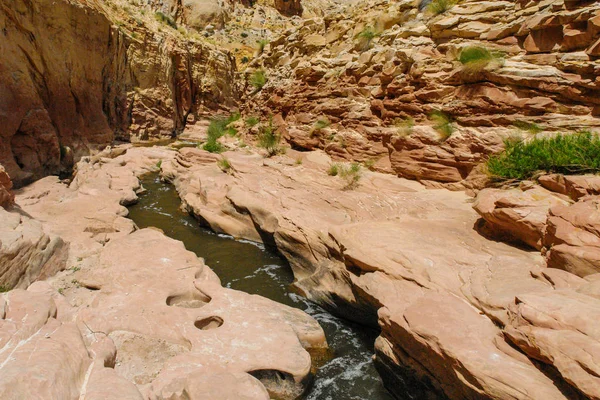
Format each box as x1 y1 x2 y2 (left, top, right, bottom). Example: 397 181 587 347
394 117 415 137
356 26 379 50
246 116 260 127
328 163 340 176
217 157 232 172
154 11 177 29
339 162 362 189
458 45 504 73
487 131 600 180
513 120 544 135
241 32 248 38
202 117 233 153
241 56 250 64
314 118 331 130
257 39 269 54
429 110 454 140
258 117 282 157
250 69 267 90
427 0 457 15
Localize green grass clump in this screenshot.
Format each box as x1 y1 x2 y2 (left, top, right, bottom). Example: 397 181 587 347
250 69 267 90
258 117 282 157
314 118 331 130
356 26 379 51
429 110 454 140
394 117 414 137
458 46 504 73
328 163 340 176
257 39 269 54
202 115 239 153
513 120 544 135
246 116 260 127
427 0 457 15
217 157 232 172
487 131 600 181
339 162 362 189
154 11 177 29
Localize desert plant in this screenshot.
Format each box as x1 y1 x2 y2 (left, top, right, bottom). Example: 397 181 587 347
257 39 269 54
246 116 260 127
250 69 267 91
314 118 331 130
363 159 376 170
487 131 600 180
426 0 457 15
154 11 177 29
295 157 303 165
429 110 454 140
328 163 340 176
458 45 504 73
258 117 282 157
202 117 231 153
241 56 250 64
339 162 362 189
0 286 9 293
241 32 248 38
356 26 379 51
217 157 232 172
513 120 544 135
394 117 415 137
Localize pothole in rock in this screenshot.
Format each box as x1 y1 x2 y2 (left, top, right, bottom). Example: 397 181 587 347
166 288 211 308
109 331 190 385
194 316 224 330
249 369 309 400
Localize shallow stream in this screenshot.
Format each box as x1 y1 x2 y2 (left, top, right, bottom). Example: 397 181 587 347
127 173 396 400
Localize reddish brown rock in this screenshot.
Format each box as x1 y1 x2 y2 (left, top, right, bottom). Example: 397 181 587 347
0 165 14 208
0 0 237 186
3 146 325 400
544 197 600 277
474 185 569 249
539 174 600 200
163 146 590 399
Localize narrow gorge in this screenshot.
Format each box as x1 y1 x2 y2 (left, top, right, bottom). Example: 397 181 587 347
1 0 600 399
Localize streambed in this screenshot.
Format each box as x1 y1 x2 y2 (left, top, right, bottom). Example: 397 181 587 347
127 173 396 400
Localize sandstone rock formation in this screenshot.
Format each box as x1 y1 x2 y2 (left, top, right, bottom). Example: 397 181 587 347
0 0 237 187
161 146 600 399
244 0 600 187
0 165 14 208
1 146 325 399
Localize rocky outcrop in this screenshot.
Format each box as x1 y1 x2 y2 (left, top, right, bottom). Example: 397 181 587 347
0 0 237 187
244 0 600 187
0 165 14 208
474 175 600 278
161 146 600 399
544 197 600 277
473 183 570 249
0 209 68 290
2 146 325 399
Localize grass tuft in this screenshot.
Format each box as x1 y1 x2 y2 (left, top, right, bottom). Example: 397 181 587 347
356 26 379 51
202 113 240 153
250 69 267 91
513 120 544 135
154 11 177 29
486 131 600 181
258 117 282 157
458 45 504 73
217 157 232 172
328 163 340 176
245 116 260 127
429 110 454 141
426 0 457 15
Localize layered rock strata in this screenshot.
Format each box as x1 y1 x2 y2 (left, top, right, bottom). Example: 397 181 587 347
0 0 237 187
246 0 600 187
0 146 325 399
162 146 600 399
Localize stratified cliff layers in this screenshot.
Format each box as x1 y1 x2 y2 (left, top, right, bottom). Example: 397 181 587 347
0 0 237 187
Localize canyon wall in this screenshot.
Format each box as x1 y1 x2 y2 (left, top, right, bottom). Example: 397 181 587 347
246 0 600 188
0 0 237 187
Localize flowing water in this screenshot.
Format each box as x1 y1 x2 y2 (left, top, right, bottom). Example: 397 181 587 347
127 173 396 400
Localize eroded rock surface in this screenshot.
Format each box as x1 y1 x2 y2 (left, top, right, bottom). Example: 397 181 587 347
0 165 14 208
244 0 600 188
0 146 325 400
162 146 600 399
0 0 237 186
